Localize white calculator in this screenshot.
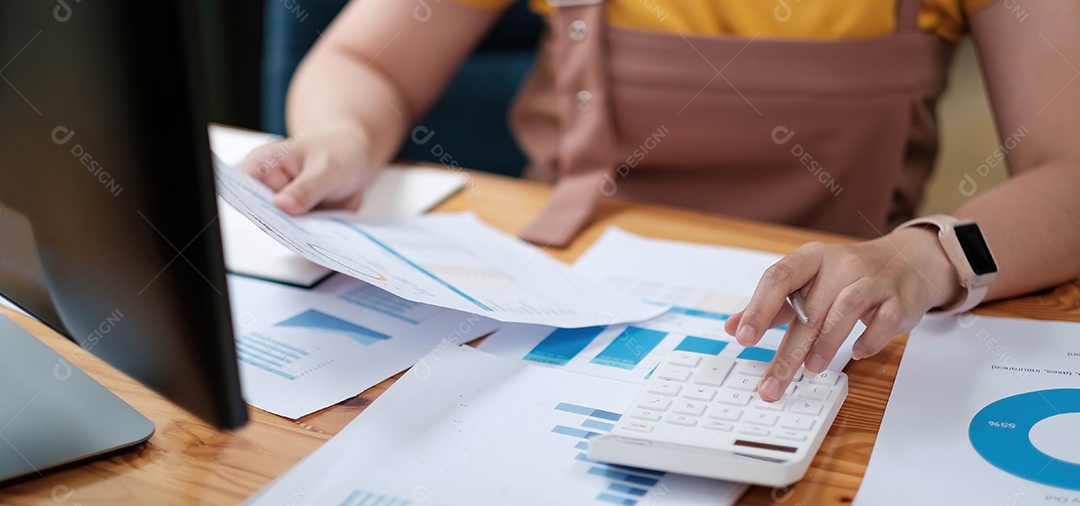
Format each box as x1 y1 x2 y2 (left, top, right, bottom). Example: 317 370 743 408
588 351 847 487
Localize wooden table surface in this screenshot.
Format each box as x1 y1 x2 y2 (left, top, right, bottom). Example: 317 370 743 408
2 171 1079 505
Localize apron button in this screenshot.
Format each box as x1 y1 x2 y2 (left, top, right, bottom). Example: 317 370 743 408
569 20 587 41
576 90 593 111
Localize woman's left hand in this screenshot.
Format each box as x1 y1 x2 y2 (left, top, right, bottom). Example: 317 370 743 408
724 227 963 401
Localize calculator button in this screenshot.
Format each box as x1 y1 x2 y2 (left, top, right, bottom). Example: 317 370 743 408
732 360 767 377
809 370 840 386
745 411 779 427
716 390 752 406
798 385 833 401
703 420 734 432
790 400 824 416
667 415 697 427
750 397 788 412
628 409 662 422
728 376 757 391
776 430 807 442
683 386 716 402
647 381 682 397
780 416 815 431
656 365 692 382
708 406 743 422
692 357 735 386
637 396 672 411
738 426 770 437
673 401 706 416
791 369 805 383
623 422 655 433
667 352 701 367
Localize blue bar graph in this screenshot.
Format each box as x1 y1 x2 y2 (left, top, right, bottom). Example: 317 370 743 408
276 309 392 346
609 483 649 497
597 493 638 505
667 306 731 321
738 346 777 362
674 336 728 355
587 467 661 487
552 425 601 439
554 402 621 421
338 284 435 325
235 332 303 380
524 327 607 366
590 327 667 370
340 489 412 506
582 419 616 432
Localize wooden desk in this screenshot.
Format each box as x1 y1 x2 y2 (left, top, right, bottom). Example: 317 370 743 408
3 171 1079 505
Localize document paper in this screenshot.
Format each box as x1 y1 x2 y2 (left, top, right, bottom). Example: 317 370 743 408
247 345 747 506
227 274 499 419
480 228 858 382
214 160 667 327
856 315 1080 505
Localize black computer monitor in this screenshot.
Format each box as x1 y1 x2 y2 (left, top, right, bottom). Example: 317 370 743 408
0 0 247 484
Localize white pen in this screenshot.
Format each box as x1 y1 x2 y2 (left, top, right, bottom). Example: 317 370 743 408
787 291 810 324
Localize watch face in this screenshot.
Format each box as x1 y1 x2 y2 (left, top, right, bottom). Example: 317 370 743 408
955 223 997 275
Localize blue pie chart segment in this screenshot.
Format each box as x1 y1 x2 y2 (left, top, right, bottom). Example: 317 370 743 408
969 389 1080 490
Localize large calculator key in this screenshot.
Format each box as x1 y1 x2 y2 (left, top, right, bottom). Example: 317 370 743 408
738 426 770 437
750 397 788 412
790 400 825 416
703 420 734 432
656 365 692 382
708 406 743 422
623 422 655 433
780 416 816 431
692 357 735 386
667 352 701 367
728 376 758 391
637 395 672 411
775 430 807 442
798 385 833 401
673 401 707 417
716 390 753 406
809 371 840 386
667 415 697 427
732 360 768 377
745 411 779 427
683 385 717 402
628 409 662 422
647 381 682 397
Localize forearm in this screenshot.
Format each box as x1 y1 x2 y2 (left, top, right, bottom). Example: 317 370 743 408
953 158 1080 300
286 44 411 172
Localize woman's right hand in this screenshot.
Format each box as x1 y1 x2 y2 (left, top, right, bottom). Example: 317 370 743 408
236 129 377 215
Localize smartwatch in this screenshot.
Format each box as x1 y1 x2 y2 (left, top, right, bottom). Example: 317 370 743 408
894 215 998 314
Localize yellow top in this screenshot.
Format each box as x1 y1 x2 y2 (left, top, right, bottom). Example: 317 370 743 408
457 0 994 42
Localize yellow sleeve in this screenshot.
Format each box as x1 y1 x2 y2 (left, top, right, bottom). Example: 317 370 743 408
921 0 996 42
455 0 515 9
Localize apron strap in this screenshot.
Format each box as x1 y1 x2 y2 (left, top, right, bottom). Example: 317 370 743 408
896 0 922 34
520 0 617 247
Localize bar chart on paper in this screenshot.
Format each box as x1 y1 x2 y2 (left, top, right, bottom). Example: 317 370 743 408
481 306 791 384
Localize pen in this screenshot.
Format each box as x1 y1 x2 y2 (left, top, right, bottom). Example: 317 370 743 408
787 291 810 324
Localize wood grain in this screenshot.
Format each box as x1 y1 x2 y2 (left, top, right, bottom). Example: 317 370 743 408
2 170 1078 505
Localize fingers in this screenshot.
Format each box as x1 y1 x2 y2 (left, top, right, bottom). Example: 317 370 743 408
757 272 848 401
736 244 824 347
805 278 887 373
237 141 300 189
725 305 795 337
274 154 332 215
851 299 917 360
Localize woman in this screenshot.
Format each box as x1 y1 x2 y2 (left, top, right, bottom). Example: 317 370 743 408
239 1 1080 401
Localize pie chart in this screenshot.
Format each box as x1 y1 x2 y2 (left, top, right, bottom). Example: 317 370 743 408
968 389 1080 490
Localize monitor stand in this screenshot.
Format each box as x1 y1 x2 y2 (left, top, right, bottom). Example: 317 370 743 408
0 315 154 486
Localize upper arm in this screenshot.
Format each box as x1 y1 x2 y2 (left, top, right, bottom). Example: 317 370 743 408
313 0 505 121
970 2 1080 172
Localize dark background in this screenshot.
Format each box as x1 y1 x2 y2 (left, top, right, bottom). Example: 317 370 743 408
198 0 265 129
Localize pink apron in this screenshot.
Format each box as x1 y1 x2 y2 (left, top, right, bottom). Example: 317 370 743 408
514 0 955 247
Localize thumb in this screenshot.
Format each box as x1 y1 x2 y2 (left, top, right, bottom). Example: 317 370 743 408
273 162 331 215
